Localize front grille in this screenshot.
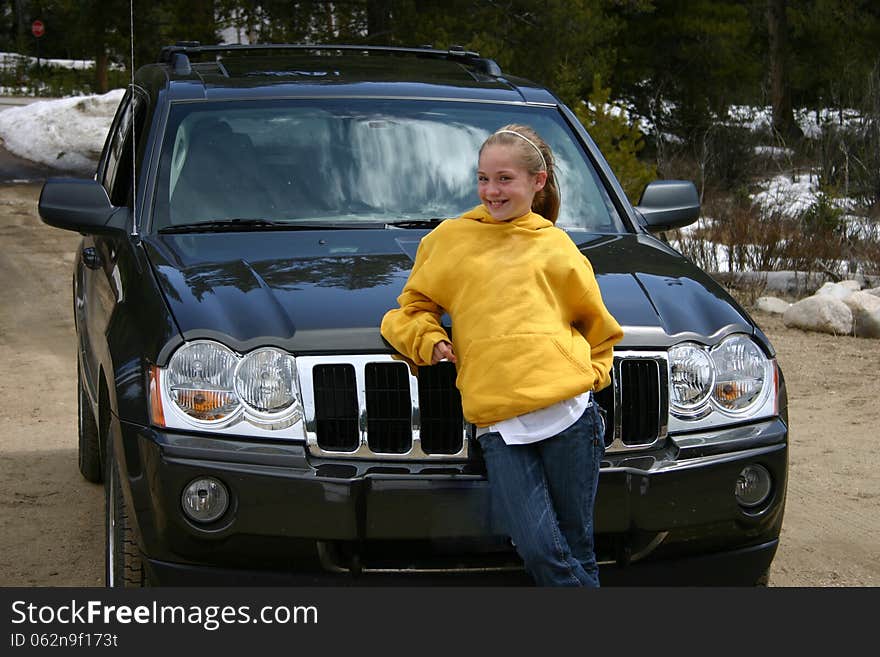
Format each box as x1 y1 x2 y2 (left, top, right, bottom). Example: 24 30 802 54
298 352 667 460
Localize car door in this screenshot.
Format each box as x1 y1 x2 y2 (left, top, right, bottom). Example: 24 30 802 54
78 88 147 399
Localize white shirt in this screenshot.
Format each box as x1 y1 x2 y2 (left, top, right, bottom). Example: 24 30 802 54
475 391 593 445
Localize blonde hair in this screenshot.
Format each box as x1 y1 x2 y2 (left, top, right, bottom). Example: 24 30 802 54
479 123 560 224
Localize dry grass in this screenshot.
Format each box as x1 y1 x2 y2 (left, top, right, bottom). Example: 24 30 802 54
670 189 880 286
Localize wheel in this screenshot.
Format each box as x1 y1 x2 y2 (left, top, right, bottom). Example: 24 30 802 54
105 444 147 587
77 361 103 483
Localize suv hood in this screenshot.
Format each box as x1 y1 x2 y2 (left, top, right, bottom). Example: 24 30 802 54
143 231 759 355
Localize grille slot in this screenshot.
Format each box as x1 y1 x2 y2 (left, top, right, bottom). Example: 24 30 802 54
619 359 662 445
365 362 412 454
312 364 359 451
418 362 464 455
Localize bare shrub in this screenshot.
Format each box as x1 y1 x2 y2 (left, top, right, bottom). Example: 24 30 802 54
655 147 701 185
796 67 880 213
713 271 769 308
658 124 773 203
669 186 880 285
653 82 880 287
846 224 880 279
671 228 723 273
840 64 880 211
669 193 792 273
701 125 778 192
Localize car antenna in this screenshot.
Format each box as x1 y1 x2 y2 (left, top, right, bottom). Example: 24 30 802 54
129 0 138 239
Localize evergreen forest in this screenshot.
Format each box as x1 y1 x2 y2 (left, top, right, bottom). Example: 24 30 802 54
2 1 879 282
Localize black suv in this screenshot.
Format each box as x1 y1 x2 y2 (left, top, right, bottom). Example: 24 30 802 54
39 44 788 586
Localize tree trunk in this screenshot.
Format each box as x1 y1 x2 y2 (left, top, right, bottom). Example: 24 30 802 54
367 0 393 43
14 0 26 53
767 0 802 141
93 3 108 94
95 48 108 93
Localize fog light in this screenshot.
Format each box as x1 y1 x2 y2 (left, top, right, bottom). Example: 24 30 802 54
735 464 772 508
181 477 229 523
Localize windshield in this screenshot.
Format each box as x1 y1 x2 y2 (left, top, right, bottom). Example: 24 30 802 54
151 98 626 232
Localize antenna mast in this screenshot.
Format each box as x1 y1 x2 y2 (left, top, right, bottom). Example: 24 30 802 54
129 0 138 238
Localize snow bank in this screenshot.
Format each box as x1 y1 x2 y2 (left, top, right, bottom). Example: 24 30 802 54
0 89 124 172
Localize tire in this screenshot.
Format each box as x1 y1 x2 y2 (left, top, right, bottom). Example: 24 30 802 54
754 567 771 587
77 361 103 483
105 444 148 587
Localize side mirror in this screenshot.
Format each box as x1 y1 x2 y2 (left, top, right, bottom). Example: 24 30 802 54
635 180 700 232
38 178 129 235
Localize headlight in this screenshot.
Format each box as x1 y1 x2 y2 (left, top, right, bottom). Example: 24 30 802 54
668 343 714 416
156 340 305 436
711 335 771 413
234 348 302 429
668 334 775 422
166 341 240 424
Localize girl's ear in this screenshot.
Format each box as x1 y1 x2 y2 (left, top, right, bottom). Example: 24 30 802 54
533 170 548 192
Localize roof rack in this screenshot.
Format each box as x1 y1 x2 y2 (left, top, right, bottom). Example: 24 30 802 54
158 42 503 77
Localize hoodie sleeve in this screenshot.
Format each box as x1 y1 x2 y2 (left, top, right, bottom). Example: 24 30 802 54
380 238 450 367
569 254 624 391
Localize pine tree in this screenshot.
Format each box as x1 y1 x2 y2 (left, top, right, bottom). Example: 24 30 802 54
574 75 656 203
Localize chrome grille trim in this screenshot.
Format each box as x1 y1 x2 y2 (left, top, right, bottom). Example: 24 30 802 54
298 355 469 460
607 351 668 453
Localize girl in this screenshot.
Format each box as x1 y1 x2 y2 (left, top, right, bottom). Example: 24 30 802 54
380 124 623 586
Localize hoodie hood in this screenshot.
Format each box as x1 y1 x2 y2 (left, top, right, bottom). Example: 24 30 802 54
461 204 554 231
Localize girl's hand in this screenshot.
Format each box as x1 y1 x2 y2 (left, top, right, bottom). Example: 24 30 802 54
432 340 457 364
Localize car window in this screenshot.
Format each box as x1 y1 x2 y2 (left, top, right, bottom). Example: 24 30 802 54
100 88 148 208
151 99 625 232
99 91 132 200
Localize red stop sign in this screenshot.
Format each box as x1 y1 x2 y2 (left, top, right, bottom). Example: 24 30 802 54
32 20 45 38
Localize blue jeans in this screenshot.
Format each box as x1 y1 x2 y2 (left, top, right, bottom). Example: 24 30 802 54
477 403 606 587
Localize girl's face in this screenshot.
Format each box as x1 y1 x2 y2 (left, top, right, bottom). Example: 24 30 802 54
477 144 547 222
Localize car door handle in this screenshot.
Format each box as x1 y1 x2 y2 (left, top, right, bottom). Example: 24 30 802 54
82 247 102 269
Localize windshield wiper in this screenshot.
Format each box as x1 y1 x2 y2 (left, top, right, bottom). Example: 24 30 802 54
159 219 284 234
384 218 447 229
158 219 360 234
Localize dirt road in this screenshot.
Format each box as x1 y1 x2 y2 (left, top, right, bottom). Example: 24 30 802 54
0 182 103 585
1 181 877 587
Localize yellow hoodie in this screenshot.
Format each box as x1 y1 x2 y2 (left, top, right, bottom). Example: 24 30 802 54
381 204 624 427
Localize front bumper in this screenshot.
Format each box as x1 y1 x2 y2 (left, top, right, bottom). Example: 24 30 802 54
113 416 788 585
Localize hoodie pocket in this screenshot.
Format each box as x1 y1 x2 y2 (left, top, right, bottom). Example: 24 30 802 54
551 331 593 377
455 332 595 421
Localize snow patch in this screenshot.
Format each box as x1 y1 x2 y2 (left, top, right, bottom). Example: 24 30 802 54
0 89 124 172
